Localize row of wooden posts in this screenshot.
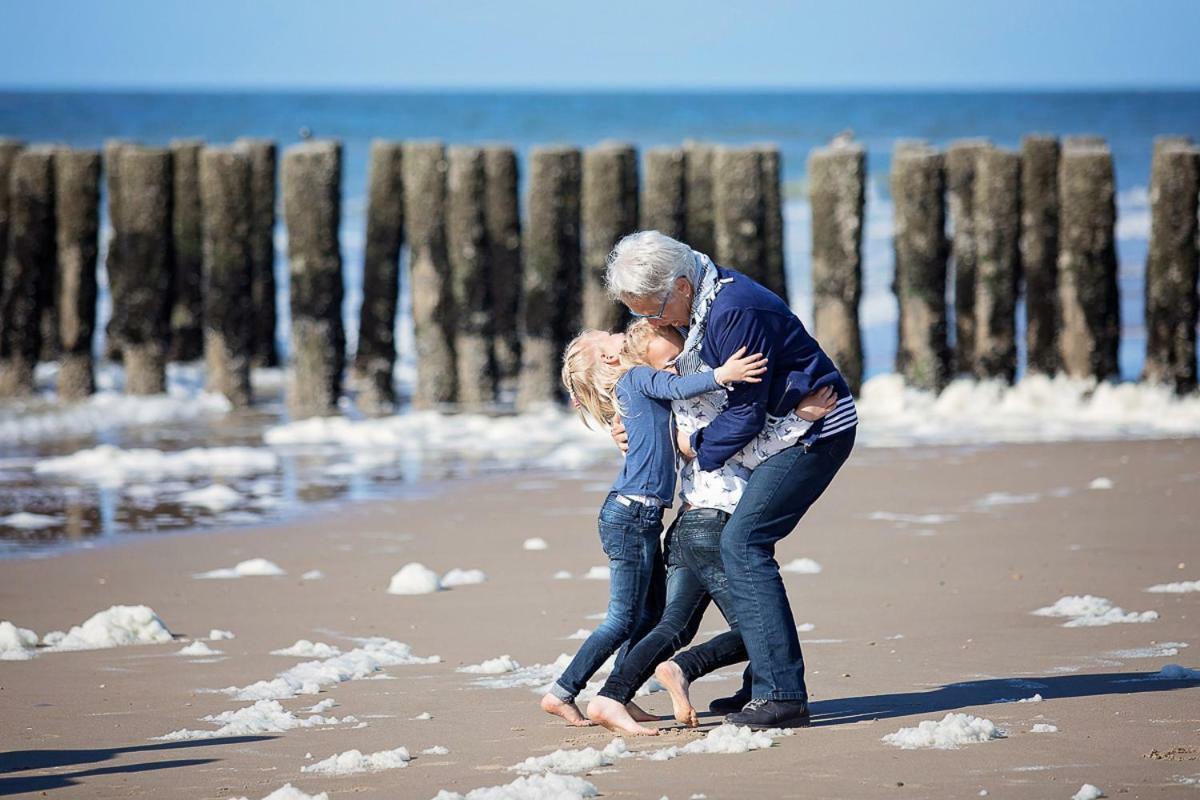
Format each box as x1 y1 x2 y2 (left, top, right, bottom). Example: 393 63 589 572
0 133 1196 420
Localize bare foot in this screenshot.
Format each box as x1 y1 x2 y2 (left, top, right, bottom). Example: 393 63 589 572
655 660 698 727
586 695 660 735
540 692 595 727
626 701 657 722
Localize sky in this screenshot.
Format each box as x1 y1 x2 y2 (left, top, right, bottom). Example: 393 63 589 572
1 0 1199 90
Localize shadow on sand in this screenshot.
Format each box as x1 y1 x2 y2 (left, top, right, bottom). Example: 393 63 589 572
0 736 274 796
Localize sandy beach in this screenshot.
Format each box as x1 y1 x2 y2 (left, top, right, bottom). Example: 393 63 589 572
2 437 1199 799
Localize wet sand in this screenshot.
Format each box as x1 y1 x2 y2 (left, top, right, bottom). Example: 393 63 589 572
1 437 1198 798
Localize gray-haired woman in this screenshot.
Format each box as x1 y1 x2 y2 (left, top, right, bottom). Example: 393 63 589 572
606 230 858 729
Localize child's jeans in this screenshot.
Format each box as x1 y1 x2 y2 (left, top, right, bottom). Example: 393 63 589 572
550 493 666 703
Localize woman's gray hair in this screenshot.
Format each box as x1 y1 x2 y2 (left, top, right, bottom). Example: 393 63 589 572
604 230 695 300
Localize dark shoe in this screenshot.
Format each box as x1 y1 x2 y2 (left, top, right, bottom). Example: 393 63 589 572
708 689 752 715
725 698 811 729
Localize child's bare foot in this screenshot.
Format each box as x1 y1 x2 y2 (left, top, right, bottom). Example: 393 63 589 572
586 695 659 735
626 701 657 722
655 660 698 727
540 692 594 726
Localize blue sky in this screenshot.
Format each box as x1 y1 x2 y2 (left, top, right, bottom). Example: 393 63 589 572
2 0 1198 90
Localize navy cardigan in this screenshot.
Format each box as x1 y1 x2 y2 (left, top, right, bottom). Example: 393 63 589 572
690 266 852 472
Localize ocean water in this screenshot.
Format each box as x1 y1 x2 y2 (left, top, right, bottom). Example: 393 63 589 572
1 90 1198 554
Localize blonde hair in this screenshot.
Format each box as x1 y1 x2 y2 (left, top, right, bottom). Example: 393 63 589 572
561 322 668 429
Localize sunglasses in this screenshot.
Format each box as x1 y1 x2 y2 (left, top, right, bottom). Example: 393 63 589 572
629 287 673 320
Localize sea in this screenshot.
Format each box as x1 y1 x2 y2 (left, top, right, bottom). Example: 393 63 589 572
1 89 1198 554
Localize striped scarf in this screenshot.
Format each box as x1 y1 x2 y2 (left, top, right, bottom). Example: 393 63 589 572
673 251 724 377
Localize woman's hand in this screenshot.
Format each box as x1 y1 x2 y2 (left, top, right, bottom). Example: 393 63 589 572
676 427 696 460
795 386 838 421
714 346 768 386
610 416 629 454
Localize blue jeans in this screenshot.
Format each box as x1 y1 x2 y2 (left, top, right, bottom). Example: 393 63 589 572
721 428 855 702
551 493 665 703
597 507 747 704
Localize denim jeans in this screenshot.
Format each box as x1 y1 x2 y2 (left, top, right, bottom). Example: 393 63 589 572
721 428 856 702
551 493 665 703
596 507 747 705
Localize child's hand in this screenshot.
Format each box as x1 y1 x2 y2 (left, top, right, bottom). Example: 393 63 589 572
714 346 768 386
795 386 837 421
610 415 629 454
676 427 696 460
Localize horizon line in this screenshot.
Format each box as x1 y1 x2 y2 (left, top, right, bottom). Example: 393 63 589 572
2 83 1199 94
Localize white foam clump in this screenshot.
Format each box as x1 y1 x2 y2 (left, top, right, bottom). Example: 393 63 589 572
423 745 450 755
442 568 487 587
0 512 58 529
868 511 957 525
226 636 439 701
781 558 822 574
388 563 443 595
469 653 574 690
209 629 235 640
1017 694 1042 703
156 699 351 741
1109 642 1187 658
0 390 230 446
178 641 220 656
459 655 521 674
553 570 573 580
510 738 629 774
1073 784 1105 800
42 605 172 651
231 784 329 800
179 484 242 512
882 713 1004 749
1145 579 1200 593
195 558 286 579
34 444 277 487
1089 477 1114 490
647 724 791 762
301 746 411 775
301 569 325 580
307 699 336 713
1030 723 1059 733
0 621 39 660
583 566 610 580
433 773 598 800
523 538 549 551
265 405 613 472
855 373 1200 447
272 640 342 658
1032 595 1158 627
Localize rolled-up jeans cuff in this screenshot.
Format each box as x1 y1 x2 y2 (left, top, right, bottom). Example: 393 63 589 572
549 681 575 703
759 690 808 703
597 685 633 705
671 653 703 683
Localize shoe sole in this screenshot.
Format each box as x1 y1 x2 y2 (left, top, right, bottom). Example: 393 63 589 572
731 715 811 730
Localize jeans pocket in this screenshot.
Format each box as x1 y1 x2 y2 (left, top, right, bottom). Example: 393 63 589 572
599 522 627 560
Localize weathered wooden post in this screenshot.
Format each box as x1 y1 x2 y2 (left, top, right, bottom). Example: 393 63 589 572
972 147 1021 382
713 146 766 285
683 141 716 256
808 140 866 394
517 145 581 409
945 139 990 373
355 140 404 413
235 138 279 368
199 147 254 406
282 140 344 417
0 139 21 264
0 147 54 397
169 138 204 361
0 139 25 389
483 146 521 393
107 145 173 394
447 145 494 409
1143 137 1199 393
891 141 950 391
403 141 456 407
641 147 686 240
582 142 637 332
1057 140 1119 381
1020 135 1060 376
53 148 100 400
756 144 787 300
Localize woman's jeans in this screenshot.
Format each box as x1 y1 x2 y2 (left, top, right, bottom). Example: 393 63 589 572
722 427 856 702
551 493 665 703
597 507 747 705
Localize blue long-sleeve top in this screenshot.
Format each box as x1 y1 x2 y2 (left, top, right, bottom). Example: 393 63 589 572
689 266 852 472
611 366 722 505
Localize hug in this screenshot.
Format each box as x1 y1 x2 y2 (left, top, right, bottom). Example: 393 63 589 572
545 230 858 734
